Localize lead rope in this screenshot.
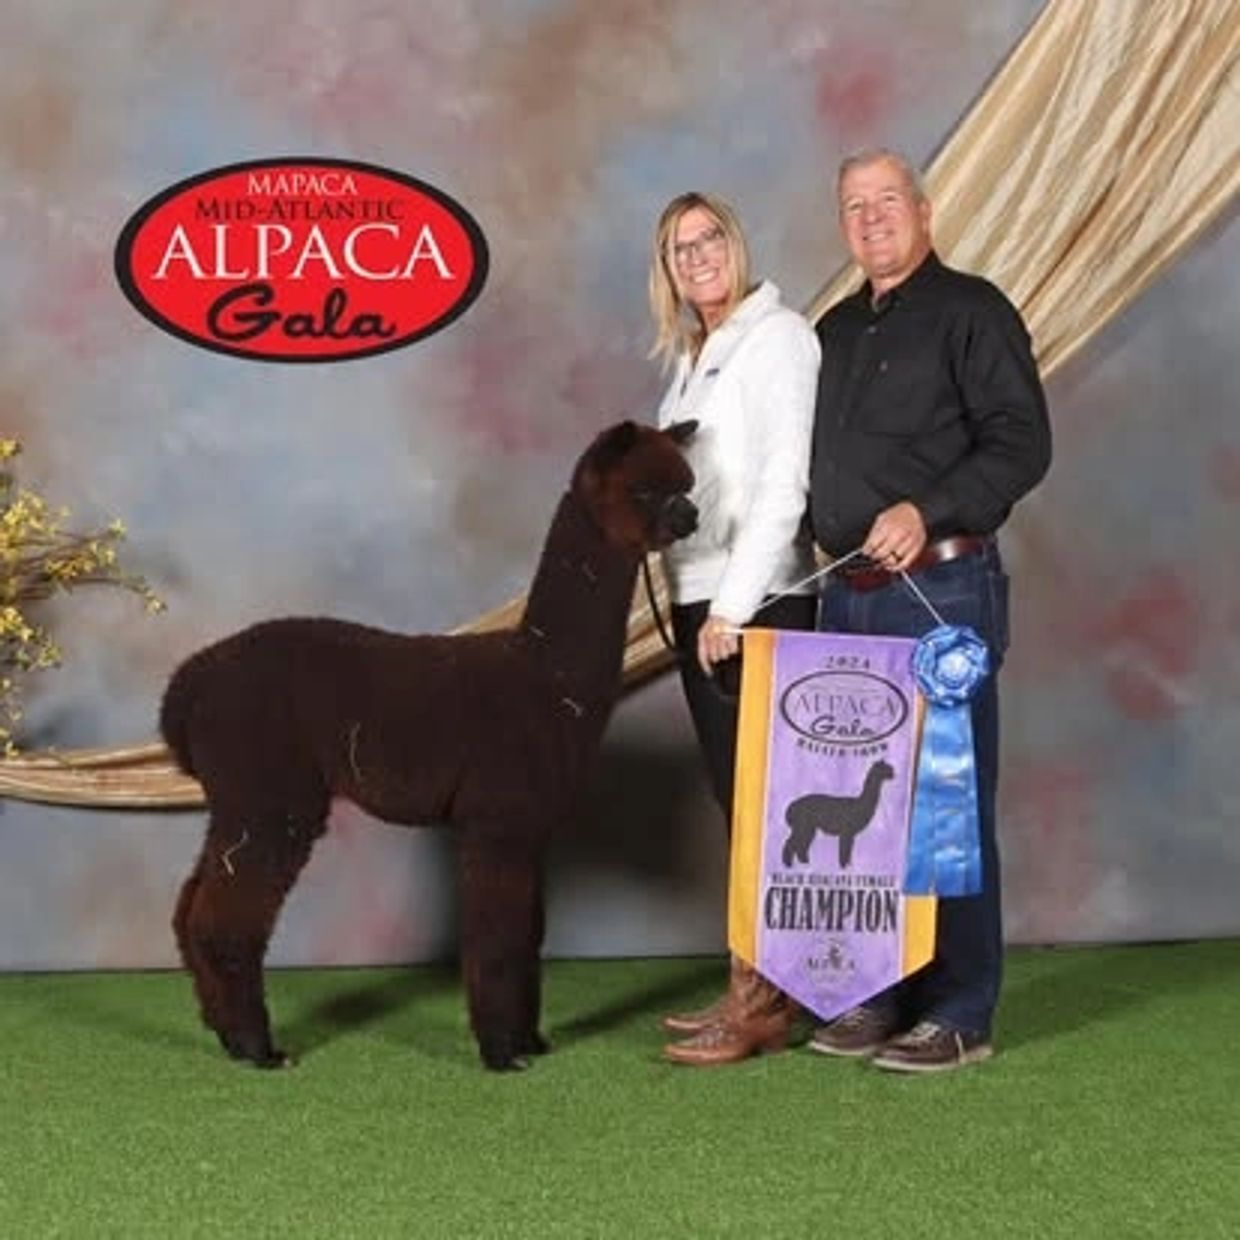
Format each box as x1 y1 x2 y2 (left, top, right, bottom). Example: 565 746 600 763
641 554 680 653
745 548 865 621
642 546 870 657
643 545 948 662
743 547 949 628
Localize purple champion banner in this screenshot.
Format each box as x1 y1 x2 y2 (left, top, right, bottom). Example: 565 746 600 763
728 629 936 1023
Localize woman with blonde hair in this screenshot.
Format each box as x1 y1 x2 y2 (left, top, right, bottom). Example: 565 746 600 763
651 192 820 1066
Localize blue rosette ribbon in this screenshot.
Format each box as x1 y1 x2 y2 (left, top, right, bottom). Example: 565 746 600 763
903 624 989 897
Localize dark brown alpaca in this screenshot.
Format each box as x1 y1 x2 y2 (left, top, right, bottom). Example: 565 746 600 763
160 419 697 1071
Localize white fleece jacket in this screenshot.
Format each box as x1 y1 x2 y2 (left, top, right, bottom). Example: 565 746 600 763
657 280 820 624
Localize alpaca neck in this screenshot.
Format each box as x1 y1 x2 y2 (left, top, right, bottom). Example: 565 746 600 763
521 491 637 714
860 772 886 814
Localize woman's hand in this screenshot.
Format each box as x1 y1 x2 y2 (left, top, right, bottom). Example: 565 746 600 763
697 613 741 674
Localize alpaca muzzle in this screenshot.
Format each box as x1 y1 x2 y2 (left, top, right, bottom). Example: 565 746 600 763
662 494 698 541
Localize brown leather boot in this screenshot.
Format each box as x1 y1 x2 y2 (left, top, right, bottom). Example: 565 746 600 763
661 957 744 1034
662 963 796 1066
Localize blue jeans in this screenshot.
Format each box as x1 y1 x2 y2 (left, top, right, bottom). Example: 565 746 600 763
818 544 1009 1037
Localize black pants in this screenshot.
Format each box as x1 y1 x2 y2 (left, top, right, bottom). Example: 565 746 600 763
671 594 817 829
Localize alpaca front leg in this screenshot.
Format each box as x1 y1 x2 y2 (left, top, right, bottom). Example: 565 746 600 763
518 891 549 1059
458 831 548 1071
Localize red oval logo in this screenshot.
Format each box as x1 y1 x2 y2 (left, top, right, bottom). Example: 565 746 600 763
114 158 488 363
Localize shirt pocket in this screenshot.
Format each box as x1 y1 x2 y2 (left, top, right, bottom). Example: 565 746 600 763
855 344 943 437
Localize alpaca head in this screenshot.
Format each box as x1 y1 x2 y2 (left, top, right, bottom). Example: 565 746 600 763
572 419 698 553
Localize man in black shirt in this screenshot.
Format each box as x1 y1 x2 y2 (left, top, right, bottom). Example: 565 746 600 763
808 149 1051 1072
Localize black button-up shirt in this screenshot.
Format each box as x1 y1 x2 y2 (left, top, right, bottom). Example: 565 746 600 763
810 252 1051 557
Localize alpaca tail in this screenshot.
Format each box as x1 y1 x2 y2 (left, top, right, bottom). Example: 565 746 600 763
158 654 205 777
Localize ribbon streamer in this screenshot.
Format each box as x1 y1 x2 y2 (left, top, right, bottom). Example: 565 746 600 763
905 625 989 897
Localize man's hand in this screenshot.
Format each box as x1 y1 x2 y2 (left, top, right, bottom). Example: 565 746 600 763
697 613 741 674
862 501 927 572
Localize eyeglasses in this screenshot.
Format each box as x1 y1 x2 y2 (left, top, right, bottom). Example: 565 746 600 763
672 225 727 266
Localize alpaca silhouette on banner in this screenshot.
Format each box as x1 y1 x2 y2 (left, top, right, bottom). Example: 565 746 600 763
781 760 895 869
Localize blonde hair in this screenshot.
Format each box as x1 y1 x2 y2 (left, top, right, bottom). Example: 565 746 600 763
648 192 751 369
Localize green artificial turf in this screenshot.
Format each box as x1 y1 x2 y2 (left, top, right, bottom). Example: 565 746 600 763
2 943 1239 1238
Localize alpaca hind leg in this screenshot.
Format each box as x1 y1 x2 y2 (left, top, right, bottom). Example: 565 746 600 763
783 822 812 868
458 831 547 1070
173 860 203 974
173 859 229 1034
781 832 797 869
180 807 325 1067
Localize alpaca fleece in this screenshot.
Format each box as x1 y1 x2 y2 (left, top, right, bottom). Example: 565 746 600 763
161 419 697 1071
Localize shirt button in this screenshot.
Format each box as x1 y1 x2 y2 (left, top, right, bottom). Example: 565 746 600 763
866 324 878 334
878 360 888 372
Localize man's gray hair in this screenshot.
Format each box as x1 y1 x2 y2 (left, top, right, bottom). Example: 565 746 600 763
837 148 927 203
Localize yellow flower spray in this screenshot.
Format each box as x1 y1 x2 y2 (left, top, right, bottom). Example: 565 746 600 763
0 438 163 754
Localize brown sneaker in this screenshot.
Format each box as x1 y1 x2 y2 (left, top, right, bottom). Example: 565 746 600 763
807 1005 899 1058
870 1020 993 1074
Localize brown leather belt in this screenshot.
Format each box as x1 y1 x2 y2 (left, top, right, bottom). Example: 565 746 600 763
834 534 991 592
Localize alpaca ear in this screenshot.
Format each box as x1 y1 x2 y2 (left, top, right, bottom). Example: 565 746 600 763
591 419 640 467
667 419 698 445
